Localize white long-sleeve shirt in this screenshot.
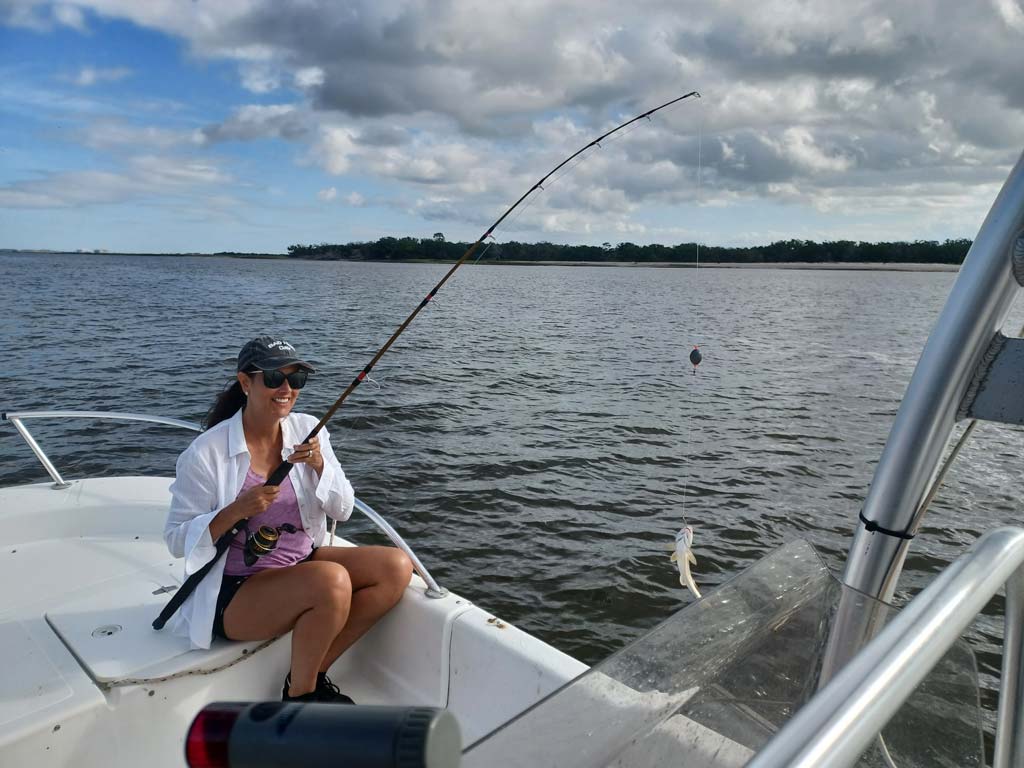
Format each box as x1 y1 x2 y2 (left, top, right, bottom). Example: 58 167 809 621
163 409 354 649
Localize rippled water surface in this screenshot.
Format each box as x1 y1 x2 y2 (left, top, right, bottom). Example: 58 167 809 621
2 252 1023 725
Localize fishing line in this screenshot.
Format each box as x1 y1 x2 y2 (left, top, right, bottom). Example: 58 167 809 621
690 107 703 354
679 410 693 529
472 240 495 264
153 90 701 630
679 98 706 531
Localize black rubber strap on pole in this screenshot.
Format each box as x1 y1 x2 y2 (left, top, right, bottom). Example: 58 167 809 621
858 510 916 540
152 528 237 630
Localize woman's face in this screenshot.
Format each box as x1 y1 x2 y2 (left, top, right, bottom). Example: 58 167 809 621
238 364 302 420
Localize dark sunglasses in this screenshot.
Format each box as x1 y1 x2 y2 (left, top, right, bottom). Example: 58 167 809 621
247 368 309 389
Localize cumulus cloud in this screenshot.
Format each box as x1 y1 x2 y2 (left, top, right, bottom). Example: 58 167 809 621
0 169 135 207
52 3 86 31
294 66 324 89
80 119 201 150
70 66 132 86
992 0 1024 31
364 140 483 185
776 127 853 174
0 153 229 208
317 186 337 201
352 123 408 147
129 154 227 186
4 0 1024 242
240 62 281 93
314 125 358 174
200 104 308 143
2 0 86 30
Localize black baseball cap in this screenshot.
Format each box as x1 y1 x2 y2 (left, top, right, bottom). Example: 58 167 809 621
237 336 316 373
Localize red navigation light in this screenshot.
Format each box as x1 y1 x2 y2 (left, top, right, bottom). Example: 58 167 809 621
185 703 245 768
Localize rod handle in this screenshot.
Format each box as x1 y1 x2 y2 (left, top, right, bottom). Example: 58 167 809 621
266 460 294 487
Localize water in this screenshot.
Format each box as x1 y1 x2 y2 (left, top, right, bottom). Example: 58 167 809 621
2 252 1022 727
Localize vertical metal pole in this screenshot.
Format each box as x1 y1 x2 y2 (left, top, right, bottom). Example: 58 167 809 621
994 565 1024 768
844 149 1024 602
8 417 71 488
818 149 1024 689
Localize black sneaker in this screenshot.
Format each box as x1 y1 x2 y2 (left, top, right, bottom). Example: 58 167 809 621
283 689 319 703
316 672 355 704
281 674 319 702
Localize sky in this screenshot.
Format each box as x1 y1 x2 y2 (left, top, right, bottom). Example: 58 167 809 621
1 0 1023 253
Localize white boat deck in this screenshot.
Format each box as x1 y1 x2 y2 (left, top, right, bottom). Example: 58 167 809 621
0 476 588 767
0 475 860 768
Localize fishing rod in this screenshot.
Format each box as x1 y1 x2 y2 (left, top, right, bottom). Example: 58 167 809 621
154 89 701 630
272 90 700 483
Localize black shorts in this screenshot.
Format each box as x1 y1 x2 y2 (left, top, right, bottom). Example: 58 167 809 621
212 549 317 641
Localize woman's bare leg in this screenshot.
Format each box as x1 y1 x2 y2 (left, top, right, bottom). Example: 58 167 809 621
311 546 413 670
222 560 352 696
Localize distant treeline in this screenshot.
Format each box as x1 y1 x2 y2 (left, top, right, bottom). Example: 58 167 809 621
286 236 973 264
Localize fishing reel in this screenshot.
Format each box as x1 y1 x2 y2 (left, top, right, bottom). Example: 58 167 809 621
243 523 299 567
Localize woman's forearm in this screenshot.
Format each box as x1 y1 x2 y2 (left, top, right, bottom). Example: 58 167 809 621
208 501 246 541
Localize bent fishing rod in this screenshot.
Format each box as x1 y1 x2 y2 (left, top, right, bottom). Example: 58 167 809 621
154 90 700 629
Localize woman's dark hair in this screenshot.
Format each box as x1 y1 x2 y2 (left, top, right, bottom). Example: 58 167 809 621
204 377 250 430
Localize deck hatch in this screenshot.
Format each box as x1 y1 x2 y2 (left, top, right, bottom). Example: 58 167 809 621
46 577 191 683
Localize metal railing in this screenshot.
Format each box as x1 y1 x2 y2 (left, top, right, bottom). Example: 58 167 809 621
845 148 1024 603
3 409 199 488
352 498 447 598
1 409 447 598
747 526 1024 768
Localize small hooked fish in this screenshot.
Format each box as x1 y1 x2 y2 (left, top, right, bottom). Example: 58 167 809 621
670 526 701 599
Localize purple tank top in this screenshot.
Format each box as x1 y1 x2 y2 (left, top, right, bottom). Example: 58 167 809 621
224 469 314 576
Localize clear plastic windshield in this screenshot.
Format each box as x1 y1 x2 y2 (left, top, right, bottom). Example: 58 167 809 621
462 539 983 768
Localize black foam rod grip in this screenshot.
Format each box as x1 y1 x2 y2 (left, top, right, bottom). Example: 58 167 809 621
265 460 294 487
216 703 462 768
153 531 234 629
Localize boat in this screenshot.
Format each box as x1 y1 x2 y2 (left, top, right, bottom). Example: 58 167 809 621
3 148 1024 767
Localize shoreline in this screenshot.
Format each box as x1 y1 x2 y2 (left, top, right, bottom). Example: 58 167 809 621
462 260 961 272
266 257 961 272
1 250 960 272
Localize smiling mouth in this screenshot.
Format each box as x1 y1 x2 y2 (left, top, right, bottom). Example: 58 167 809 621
272 396 292 404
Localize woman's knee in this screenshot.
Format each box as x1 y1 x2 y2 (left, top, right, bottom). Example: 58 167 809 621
384 549 414 595
306 561 352 607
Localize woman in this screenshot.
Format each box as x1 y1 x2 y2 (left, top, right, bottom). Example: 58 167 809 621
163 336 413 703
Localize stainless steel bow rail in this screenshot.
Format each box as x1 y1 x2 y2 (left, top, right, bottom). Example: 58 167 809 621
1 409 447 598
2 409 197 488
748 526 1024 768
815 148 1024 741
845 148 1024 603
